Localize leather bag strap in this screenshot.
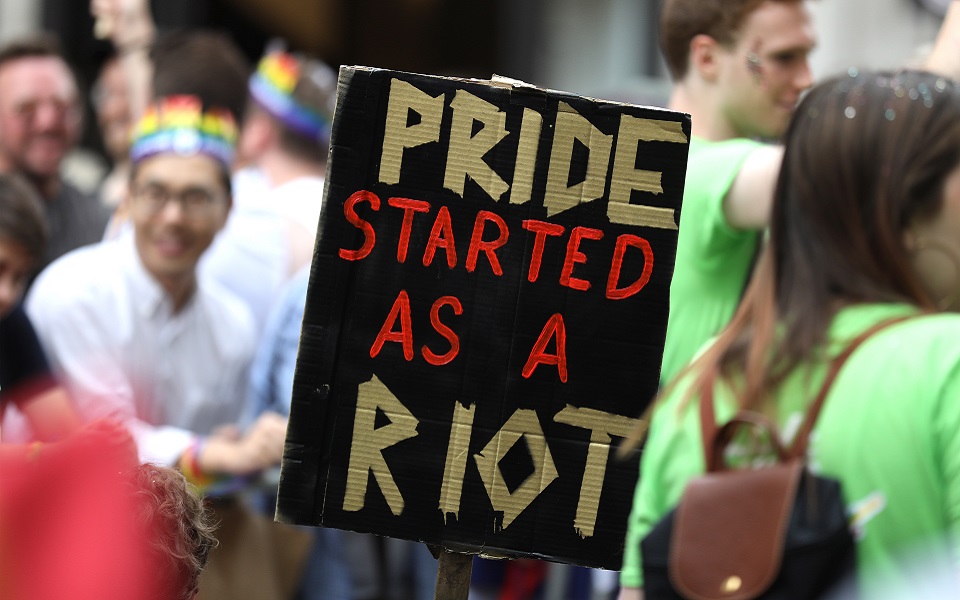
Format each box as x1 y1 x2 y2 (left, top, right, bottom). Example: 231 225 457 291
700 314 915 471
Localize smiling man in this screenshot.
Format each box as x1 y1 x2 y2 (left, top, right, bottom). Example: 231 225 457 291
0 36 108 274
25 95 287 480
655 0 817 387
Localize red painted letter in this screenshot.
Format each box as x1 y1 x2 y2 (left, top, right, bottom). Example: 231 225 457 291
339 190 381 261
466 211 509 276
606 234 654 300
559 226 604 291
370 290 415 361
423 206 457 269
422 296 463 365
521 220 565 282
522 313 568 383
387 197 431 263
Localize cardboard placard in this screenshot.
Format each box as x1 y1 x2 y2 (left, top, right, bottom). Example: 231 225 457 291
276 66 689 570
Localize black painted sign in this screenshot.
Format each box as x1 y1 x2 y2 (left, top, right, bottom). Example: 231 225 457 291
276 67 689 570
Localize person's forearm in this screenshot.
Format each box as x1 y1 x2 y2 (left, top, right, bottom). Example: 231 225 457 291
92 0 156 120
19 386 82 441
924 1 960 81
195 435 241 474
192 412 288 476
618 587 645 600
115 28 155 122
121 50 152 121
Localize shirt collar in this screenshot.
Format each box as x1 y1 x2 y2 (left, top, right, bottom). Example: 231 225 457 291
120 234 197 321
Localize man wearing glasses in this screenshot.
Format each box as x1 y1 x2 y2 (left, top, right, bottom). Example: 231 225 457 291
0 35 109 275
24 95 287 481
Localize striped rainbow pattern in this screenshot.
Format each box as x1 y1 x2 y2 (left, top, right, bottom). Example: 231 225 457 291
249 50 330 141
130 95 238 167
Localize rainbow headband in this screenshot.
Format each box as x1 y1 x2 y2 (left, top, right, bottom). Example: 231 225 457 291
249 51 331 142
129 96 238 167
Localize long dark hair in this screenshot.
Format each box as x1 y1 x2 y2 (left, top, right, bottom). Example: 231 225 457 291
689 69 960 411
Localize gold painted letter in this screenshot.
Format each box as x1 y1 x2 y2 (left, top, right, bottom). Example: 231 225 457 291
343 375 420 516
444 90 510 200
379 79 445 185
544 102 612 217
439 401 476 522
607 115 687 229
553 405 639 537
509 108 543 205
474 410 559 530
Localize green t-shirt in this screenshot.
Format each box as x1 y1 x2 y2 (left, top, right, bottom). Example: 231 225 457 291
660 137 763 384
621 304 960 597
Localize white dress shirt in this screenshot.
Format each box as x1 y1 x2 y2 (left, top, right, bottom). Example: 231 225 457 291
199 167 288 336
269 175 325 236
199 171 324 335
25 236 256 466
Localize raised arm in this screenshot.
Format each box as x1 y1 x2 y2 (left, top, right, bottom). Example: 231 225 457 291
90 0 156 122
722 144 784 231
618 587 645 600
923 1 960 81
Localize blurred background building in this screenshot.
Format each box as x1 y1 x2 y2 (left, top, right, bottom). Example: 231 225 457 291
7 0 940 190
0 0 949 169
0 0 950 107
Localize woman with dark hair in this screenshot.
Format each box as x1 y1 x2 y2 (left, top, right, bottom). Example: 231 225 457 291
0 173 79 441
620 69 960 598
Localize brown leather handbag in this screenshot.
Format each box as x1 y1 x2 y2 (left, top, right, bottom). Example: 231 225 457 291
640 317 911 599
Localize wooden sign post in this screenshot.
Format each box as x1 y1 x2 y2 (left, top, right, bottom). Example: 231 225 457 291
276 66 690 583
434 551 473 600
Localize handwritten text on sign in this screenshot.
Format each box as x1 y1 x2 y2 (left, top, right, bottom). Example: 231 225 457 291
277 67 689 570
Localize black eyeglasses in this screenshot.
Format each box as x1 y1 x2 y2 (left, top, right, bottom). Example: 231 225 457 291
13 98 81 125
131 183 225 219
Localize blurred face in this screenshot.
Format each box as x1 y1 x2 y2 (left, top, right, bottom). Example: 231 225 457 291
715 1 816 140
0 56 81 181
0 237 34 318
129 154 230 292
93 58 132 163
909 162 960 311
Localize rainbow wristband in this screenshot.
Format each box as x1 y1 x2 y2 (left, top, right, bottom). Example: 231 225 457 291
179 438 218 489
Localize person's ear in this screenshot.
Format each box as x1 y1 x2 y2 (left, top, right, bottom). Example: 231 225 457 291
903 222 929 253
115 182 132 223
238 111 275 157
216 194 232 231
903 228 917 252
689 34 722 82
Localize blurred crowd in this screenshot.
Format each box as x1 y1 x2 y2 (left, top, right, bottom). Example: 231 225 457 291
0 0 613 598
6 0 960 599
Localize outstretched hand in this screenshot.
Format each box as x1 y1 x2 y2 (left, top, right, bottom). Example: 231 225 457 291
198 412 288 476
90 0 155 51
